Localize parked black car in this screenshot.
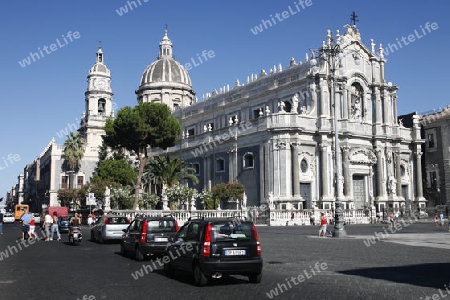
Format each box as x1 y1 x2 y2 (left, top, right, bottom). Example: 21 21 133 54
163 217 263 286
121 215 179 261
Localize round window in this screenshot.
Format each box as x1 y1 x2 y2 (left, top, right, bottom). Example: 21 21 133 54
300 159 308 173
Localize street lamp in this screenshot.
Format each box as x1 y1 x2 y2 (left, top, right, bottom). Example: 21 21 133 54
310 29 361 238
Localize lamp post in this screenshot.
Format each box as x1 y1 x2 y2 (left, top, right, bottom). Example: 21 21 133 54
310 29 361 238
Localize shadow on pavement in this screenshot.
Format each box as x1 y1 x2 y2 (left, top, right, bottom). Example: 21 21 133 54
339 263 450 289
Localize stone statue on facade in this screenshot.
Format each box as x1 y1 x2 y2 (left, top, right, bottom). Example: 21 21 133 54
300 105 307 115
290 93 299 114
242 192 247 209
279 101 286 112
268 192 274 209
104 186 111 211
388 176 397 196
350 86 362 121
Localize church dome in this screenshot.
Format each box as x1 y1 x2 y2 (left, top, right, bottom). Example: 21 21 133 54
139 30 192 89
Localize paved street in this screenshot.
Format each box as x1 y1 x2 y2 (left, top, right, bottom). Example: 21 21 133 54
0 221 449 300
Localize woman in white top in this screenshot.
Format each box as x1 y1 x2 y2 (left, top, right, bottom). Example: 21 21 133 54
44 212 53 242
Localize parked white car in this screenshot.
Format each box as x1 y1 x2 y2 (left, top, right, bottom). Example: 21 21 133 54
3 213 15 223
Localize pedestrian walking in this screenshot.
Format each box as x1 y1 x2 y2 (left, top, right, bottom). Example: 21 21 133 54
434 214 440 227
387 213 392 228
50 212 61 241
28 217 38 240
318 213 327 238
310 213 315 225
87 214 94 228
44 211 53 242
20 209 33 241
440 212 444 227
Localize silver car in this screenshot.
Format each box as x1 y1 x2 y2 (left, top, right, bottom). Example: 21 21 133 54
90 215 130 243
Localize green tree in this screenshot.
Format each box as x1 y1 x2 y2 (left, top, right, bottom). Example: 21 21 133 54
145 156 199 196
103 102 181 210
57 187 86 210
63 132 86 189
93 159 137 187
198 190 220 210
211 182 245 209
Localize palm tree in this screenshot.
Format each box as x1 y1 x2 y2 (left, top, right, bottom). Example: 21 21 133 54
63 132 86 189
144 156 199 196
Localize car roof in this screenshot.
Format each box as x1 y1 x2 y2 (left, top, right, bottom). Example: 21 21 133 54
134 214 175 220
188 217 253 224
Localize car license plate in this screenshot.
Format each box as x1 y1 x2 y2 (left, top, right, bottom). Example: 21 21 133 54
225 249 246 256
154 237 168 242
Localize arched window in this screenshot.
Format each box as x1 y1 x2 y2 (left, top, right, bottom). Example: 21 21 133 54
300 159 308 173
98 98 106 114
243 153 254 169
216 158 225 172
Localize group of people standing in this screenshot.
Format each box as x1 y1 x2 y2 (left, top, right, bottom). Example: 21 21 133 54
42 211 61 241
19 210 38 240
16 209 82 242
434 213 445 227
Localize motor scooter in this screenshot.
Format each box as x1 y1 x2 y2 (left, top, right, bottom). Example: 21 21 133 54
69 226 82 245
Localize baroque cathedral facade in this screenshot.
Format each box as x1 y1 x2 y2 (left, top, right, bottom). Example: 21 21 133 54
16 24 427 214
139 25 426 213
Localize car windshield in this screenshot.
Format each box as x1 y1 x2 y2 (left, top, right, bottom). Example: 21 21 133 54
211 222 255 242
147 220 176 232
107 217 129 224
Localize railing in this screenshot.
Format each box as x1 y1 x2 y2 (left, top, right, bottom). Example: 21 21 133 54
111 208 372 226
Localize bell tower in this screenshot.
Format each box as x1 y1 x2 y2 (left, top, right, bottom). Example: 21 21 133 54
79 45 114 149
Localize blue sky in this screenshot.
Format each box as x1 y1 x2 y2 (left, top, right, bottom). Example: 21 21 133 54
0 0 449 201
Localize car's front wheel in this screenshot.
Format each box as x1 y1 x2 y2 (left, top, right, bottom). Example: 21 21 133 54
193 263 209 287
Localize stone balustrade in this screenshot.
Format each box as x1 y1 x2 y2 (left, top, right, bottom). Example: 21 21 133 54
111 208 372 226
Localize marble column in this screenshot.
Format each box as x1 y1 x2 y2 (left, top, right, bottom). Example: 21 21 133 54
395 151 402 197
342 146 351 198
319 78 329 117
320 143 330 199
374 89 382 124
291 143 300 197
382 90 389 124
204 154 210 191
415 152 424 199
392 94 398 123
376 149 384 198
343 87 349 119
